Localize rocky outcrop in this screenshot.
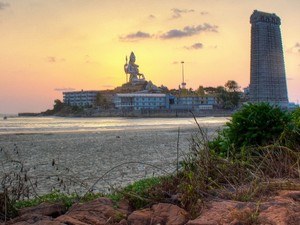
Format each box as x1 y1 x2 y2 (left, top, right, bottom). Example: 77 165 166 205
188 190 300 225
3 190 300 225
18 202 66 218
127 203 189 225
5 202 66 225
56 198 130 225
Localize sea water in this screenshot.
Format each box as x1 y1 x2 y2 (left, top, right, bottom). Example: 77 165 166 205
0 116 228 134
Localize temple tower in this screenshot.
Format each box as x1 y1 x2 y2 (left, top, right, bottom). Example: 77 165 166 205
249 10 288 107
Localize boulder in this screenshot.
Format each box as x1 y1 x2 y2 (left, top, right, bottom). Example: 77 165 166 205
258 190 300 225
5 213 62 225
18 202 66 217
5 202 66 225
6 197 130 225
187 190 300 225
55 197 130 225
127 203 189 225
186 200 250 225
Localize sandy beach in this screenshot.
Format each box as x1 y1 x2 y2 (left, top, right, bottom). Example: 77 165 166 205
0 119 225 196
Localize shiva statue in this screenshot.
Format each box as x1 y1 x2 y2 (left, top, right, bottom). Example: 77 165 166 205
124 52 145 83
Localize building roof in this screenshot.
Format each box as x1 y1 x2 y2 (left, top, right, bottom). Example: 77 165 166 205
116 93 166 97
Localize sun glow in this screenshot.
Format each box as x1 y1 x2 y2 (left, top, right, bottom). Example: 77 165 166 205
0 0 299 113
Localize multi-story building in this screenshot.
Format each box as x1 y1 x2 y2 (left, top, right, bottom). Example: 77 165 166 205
63 90 99 107
171 95 217 110
249 10 289 107
114 93 217 110
64 90 218 110
114 93 170 110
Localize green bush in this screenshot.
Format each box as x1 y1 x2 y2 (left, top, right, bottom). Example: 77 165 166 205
281 108 300 149
108 177 162 209
291 108 300 126
209 103 292 157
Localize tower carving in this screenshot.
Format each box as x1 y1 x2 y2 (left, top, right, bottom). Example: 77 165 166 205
249 10 288 107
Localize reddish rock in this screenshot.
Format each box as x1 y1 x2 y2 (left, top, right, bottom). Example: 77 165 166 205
187 190 300 225
7 197 130 225
5 213 62 225
4 202 67 225
127 209 152 225
186 200 243 225
18 202 66 217
12 221 63 225
128 203 189 225
55 197 129 225
55 215 89 225
118 219 128 225
258 190 300 225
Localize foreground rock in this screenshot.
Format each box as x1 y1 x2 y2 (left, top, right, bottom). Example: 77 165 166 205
56 198 130 225
5 198 130 225
187 190 300 225
3 190 300 225
127 203 189 225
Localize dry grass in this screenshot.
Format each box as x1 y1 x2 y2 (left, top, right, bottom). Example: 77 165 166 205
147 123 300 218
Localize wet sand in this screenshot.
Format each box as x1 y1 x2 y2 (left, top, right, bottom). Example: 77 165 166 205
0 124 222 195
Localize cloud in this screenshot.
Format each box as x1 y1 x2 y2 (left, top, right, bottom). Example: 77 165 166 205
54 88 75 92
200 11 209 16
47 57 56 63
119 31 152 41
171 8 195 19
184 43 204 50
160 23 218 39
0 2 9 10
46 56 65 63
287 42 300 54
148 14 156 19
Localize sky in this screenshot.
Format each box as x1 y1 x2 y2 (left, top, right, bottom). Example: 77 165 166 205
0 0 299 114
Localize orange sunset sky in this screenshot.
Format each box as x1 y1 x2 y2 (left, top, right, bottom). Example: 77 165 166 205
0 0 299 114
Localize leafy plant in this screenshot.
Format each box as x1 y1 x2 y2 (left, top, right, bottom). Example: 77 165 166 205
209 103 292 157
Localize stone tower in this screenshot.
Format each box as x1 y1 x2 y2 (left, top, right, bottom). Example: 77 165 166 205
249 10 288 107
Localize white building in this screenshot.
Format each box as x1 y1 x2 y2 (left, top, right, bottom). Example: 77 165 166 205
171 96 217 110
63 90 99 107
114 93 170 110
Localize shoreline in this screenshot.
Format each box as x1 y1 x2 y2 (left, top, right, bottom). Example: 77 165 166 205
19 108 234 118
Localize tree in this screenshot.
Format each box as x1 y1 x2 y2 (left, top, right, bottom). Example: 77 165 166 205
203 86 218 95
196 85 205 96
225 80 240 92
53 99 64 112
96 93 110 109
218 81 241 109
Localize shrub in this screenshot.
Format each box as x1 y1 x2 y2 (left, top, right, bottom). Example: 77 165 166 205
109 177 162 210
281 107 300 149
209 103 292 157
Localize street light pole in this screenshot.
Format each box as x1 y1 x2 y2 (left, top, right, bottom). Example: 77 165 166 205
181 61 186 89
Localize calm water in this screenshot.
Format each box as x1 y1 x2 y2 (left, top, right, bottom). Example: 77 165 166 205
0 116 228 134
